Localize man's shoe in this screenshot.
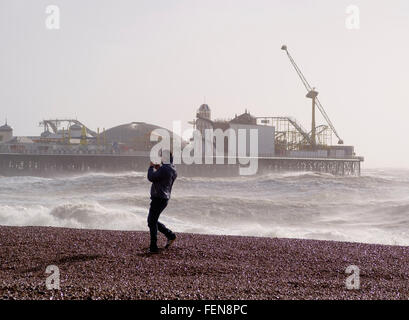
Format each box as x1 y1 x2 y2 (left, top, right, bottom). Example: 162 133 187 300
148 247 160 254
165 235 176 249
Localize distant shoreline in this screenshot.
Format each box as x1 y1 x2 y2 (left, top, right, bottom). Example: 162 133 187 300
0 225 408 300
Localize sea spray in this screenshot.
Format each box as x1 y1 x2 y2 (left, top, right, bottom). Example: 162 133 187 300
1 169 409 245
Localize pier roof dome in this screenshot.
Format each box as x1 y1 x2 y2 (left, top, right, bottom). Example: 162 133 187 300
104 122 183 151
198 104 210 112
197 104 211 121
105 122 162 142
0 122 12 132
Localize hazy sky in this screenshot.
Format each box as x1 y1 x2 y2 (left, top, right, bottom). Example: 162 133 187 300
1 0 408 168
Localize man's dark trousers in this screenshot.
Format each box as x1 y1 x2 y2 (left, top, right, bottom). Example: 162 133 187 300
147 197 174 250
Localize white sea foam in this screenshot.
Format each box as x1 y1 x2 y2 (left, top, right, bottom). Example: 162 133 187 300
0 202 148 231
1 168 409 245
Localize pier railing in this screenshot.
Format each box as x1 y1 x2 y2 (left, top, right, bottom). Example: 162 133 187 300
0 151 363 177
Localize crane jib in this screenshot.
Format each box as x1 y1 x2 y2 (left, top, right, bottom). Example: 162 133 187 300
281 45 343 144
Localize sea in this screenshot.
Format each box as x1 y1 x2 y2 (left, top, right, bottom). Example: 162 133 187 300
1 168 409 246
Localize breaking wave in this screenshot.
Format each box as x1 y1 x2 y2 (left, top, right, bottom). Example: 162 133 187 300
1 168 409 245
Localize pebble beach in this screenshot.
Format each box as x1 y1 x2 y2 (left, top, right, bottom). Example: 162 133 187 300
0 226 408 300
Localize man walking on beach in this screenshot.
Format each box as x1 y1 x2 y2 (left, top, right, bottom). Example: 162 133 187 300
147 150 177 253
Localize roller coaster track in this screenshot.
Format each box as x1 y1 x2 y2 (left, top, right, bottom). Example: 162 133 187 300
39 119 98 137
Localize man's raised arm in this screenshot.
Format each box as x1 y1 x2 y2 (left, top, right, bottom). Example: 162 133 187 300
147 164 165 182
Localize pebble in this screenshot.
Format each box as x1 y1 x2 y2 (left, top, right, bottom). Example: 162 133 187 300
0 226 408 299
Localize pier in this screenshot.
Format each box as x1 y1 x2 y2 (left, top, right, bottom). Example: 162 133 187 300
0 153 362 177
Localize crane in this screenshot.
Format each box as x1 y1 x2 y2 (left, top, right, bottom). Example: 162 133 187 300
281 45 344 145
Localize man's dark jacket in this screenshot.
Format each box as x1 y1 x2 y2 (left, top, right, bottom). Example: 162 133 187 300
147 164 177 200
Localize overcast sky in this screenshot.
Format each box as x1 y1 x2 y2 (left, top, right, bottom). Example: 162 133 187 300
1 0 408 168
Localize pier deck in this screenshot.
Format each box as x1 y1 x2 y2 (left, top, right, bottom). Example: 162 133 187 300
0 153 363 176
